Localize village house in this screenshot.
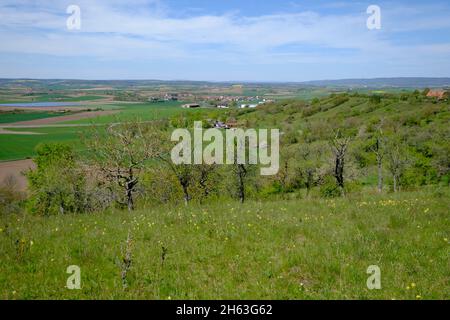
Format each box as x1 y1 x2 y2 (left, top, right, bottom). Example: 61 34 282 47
181 103 200 108
426 89 448 100
240 103 258 108
216 101 229 109
213 120 229 129
164 93 178 101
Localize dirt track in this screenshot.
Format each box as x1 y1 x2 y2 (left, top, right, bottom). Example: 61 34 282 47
0 159 35 191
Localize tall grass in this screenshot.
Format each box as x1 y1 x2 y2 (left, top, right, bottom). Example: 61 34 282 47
0 188 448 299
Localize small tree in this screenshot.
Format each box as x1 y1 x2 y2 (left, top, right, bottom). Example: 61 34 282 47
162 162 195 205
196 163 218 203
233 163 247 203
297 143 324 197
370 127 386 193
86 121 165 211
330 131 350 196
385 138 409 192
26 143 86 215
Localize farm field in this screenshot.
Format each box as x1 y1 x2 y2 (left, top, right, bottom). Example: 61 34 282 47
0 112 64 124
0 188 448 299
0 101 206 161
63 101 202 124
0 127 88 161
0 94 107 104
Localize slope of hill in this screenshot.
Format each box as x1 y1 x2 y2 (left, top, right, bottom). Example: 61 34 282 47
302 78 450 88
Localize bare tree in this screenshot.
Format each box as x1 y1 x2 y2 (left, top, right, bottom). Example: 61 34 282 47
297 145 317 197
234 163 247 203
86 121 165 211
330 131 350 196
297 141 329 197
196 163 217 203
276 145 294 192
161 161 195 205
386 138 409 192
370 127 385 193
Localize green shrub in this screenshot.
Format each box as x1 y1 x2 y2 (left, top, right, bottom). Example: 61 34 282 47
319 176 341 198
26 143 88 215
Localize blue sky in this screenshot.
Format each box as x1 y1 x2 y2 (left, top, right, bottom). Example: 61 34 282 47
0 0 450 81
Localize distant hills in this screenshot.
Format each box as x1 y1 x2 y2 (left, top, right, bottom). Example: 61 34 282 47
1 77 450 89
301 77 450 88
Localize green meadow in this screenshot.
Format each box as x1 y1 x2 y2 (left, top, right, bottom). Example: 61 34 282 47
1 188 448 299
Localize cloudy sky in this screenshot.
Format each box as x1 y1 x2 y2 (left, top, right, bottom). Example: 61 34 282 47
0 0 450 81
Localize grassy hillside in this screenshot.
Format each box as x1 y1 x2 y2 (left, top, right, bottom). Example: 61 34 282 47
1 90 449 300
233 93 450 130
0 188 448 299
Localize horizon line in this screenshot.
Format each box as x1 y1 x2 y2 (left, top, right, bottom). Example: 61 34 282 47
1 76 450 84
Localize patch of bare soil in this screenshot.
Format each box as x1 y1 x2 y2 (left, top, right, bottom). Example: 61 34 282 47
0 159 35 192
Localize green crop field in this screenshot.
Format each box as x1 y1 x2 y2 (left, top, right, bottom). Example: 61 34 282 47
0 112 64 124
0 102 208 161
0 127 88 161
64 101 205 124
0 95 106 104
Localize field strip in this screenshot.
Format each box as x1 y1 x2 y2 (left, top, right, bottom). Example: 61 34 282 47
0 128 44 135
1 110 119 126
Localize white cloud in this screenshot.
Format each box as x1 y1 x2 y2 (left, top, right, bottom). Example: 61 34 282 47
0 0 449 78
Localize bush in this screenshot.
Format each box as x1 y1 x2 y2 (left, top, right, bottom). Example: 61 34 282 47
319 176 341 198
26 143 89 215
0 175 24 215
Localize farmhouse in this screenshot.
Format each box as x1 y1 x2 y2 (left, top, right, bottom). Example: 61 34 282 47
182 103 200 108
240 104 257 108
213 120 228 129
216 102 229 109
426 89 448 100
164 93 178 101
